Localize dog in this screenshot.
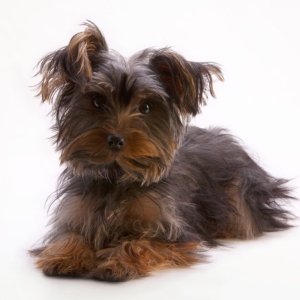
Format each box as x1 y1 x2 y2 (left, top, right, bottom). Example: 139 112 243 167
30 21 293 281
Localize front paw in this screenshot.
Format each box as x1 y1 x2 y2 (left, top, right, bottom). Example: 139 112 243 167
93 242 149 281
93 267 132 282
33 234 96 277
36 254 91 277
93 240 201 281
93 260 142 282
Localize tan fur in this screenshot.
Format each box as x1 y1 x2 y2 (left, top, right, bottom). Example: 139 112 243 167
217 182 260 239
36 233 96 276
31 22 292 281
35 193 201 280
94 240 201 280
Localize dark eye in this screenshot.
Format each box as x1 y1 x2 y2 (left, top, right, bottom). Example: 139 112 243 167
92 93 105 108
139 102 152 114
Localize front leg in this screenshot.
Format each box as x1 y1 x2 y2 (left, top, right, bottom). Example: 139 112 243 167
32 233 96 277
94 240 201 281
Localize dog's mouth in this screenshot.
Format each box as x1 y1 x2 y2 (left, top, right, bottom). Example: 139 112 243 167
100 162 125 180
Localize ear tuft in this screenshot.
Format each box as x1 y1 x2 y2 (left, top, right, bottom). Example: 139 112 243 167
150 49 223 116
68 21 108 80
36 21 108 102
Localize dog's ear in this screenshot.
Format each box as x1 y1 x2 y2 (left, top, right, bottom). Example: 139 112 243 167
150 49 223 116
36 21 108 102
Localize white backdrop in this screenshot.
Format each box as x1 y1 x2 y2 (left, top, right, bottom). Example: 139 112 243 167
1 1 300 299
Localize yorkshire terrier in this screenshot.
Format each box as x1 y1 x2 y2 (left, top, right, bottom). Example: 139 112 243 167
30 21 293 281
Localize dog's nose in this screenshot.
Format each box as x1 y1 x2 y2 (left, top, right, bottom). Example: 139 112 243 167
107 134 125 150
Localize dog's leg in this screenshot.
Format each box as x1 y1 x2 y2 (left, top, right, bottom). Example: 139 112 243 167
91 190 202 281
218 172 292 239
94 240 201 281
31 233 96 276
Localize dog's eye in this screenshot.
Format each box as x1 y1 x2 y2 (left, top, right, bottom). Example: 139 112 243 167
92 93 105 108
139 102 152 114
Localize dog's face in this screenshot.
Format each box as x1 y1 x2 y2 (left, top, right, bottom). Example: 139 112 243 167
37 22 222 185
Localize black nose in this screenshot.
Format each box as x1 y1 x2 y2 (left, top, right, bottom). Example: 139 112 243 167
107 134 125 150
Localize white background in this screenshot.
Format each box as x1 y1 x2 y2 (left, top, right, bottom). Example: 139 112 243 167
1 1 300 299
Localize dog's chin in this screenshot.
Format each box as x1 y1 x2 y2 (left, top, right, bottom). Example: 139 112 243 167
98 162 168 186
68 157 170 185
99 162 126 181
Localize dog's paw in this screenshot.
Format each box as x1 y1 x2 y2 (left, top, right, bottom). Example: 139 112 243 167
33 234 96 277
36 254 91 277
93 240 201 281
93 241 150 281
93 260 142 282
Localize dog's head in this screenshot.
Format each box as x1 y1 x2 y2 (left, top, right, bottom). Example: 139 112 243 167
37 21 223 185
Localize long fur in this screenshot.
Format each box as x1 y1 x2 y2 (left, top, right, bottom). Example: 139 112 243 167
30 21 293 281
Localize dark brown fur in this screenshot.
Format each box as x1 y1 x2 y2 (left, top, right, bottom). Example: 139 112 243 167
30 21 293 281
